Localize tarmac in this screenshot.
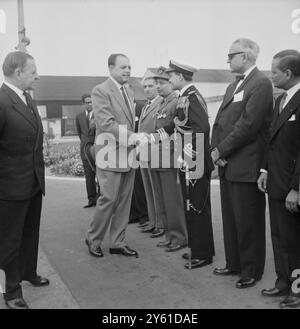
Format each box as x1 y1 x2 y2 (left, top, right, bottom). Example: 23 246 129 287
0 175 285 309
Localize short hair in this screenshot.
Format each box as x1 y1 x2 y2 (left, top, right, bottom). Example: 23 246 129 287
273 49 300 77
233 38 260 63
2 51 34 77
108 53 128 67
174 71 193 82
81 93 91 103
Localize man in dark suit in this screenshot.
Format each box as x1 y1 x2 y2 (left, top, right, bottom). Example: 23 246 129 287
211 38 273 288
0 51 49 309
258 50 300 308
76 93 97 208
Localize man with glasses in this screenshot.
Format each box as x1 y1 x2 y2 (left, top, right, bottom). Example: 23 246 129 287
211 38 273 288
76 93 97 208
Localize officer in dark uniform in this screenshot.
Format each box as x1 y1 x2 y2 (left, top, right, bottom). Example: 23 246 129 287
151 60 215 269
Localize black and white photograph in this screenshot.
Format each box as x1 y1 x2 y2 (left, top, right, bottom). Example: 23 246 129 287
0 0 300 315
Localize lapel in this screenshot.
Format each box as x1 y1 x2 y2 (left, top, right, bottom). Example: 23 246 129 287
107 78 134 125
141 96 161 120
218 67 259 113
2 84 37 130
271 89 300 140
79 111 89 132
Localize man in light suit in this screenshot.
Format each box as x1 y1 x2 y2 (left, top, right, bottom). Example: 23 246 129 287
86 54 147 258
258 50 300 308
0 52 49 309
138 76 164 235
75 93 97 208
211 38 273 288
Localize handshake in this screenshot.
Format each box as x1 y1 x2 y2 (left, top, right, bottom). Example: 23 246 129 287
131 132 154 147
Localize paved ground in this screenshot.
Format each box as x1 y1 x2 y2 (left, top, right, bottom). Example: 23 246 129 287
1 176 284 309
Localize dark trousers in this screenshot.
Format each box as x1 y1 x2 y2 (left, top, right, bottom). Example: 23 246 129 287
180 173 215 259
82 158 97 203
0 191 42 301
130 168 148 223
220 178 266 279
268 197 300 294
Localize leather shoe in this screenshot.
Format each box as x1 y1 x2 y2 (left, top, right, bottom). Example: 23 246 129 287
182 252 192 260
109 246 139 258
85 239 103 257
140 226 155 233
279 295 300 308
213 267 240 276
25 275 50 287
236 277 256 289
5 298 29 309
165 244 186 252
150 229 165 238
184 258 212 269
157 240 171 248
261 287 289 297
83 202 96 208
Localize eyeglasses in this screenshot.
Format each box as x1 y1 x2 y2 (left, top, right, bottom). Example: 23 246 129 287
84 101 92 105
227 52 245 60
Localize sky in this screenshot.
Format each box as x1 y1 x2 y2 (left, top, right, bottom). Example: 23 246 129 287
0 0 299 78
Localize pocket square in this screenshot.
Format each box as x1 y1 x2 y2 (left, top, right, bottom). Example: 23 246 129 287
288 114 296 121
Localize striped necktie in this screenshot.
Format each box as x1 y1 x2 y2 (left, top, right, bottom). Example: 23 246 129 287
278 92 287 114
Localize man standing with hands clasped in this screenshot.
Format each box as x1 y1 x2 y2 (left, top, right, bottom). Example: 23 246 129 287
211 38 273 288
258 50 300 308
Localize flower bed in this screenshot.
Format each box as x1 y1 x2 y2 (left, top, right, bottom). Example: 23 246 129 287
43 135 84 177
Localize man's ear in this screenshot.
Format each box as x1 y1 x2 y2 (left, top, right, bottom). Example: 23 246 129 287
285 69 293 80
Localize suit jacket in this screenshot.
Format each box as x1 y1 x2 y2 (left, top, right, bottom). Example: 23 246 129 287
138 96 163 133
92 78 136 172
263 89 300 200
0 83 45 200
75 110 96 160
211 68 273 182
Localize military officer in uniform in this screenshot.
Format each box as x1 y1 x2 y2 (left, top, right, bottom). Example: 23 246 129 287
151 60 215 269
151 67 188 251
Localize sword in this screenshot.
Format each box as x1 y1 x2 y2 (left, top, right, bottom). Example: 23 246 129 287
185 164 192 270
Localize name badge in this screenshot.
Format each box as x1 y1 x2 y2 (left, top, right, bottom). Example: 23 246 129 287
233 90 244 103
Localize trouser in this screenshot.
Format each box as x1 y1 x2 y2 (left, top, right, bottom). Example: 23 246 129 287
82 158 97 203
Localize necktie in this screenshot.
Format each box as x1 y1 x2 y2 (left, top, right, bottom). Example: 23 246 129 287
23 91 36 118
120 86 132 114
235 74 245 82
278 92 287 114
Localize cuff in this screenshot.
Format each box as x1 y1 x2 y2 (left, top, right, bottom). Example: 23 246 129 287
260 169 268 174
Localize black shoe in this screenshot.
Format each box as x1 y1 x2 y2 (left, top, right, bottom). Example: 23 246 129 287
261 287 289 297
140 226 155 233
165 244 187 252
85 239 103 257
109 246 139 258
182 252 191 260
157 240 171 248
25 275 50 287
150 229 165 238
5 298 29 309
213 267 240 276
184 258 212 269
279 296 300 308
236 277 256 289
83 202 96 208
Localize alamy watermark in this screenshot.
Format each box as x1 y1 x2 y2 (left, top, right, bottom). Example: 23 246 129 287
292 9 300 34
0 9 6 34
94 126 204 179
0 269 6 294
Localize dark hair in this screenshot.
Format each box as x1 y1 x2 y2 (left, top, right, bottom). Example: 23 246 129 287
2 51 34 77
108 53 128 67
175 71 193 82
81 93 91 103
273 49 300 77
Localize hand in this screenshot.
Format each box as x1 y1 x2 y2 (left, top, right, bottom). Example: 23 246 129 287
285 189 299 213
257 172 268 193
215 158 227 167
211 148 220 164
134 133 150 146
177 155 188 169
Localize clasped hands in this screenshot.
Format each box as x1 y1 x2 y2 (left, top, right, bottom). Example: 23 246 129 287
132 132 152 147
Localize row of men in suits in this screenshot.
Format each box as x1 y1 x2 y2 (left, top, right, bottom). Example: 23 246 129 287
211 40 300 309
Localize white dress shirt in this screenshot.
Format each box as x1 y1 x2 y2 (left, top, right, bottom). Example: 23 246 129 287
234 65 257 93
3 81 27 105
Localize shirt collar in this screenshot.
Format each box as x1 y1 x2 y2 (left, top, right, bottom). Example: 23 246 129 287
286 81 300 99
148 95 159 104
4 81 25 98
179 83 195 96
242 65 257 80
109 76 124 91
